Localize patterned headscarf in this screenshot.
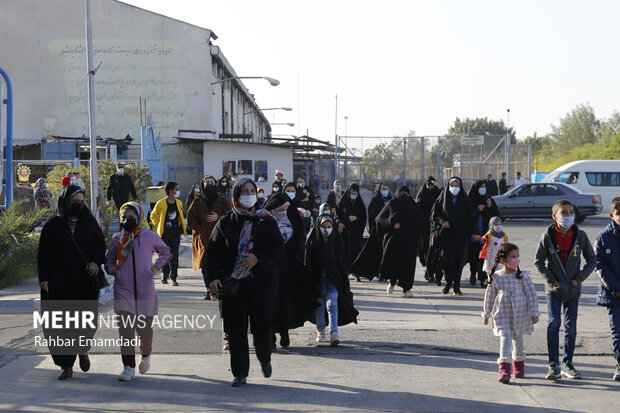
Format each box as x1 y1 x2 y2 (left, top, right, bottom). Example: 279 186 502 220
116 201 149 267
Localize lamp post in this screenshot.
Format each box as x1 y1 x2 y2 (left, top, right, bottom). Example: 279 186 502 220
85 0 100 220
0 67 13 208
270 123 295 127
210 76 280 87
243 108 293 141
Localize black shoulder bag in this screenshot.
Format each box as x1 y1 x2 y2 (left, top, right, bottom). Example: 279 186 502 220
66 230 110 291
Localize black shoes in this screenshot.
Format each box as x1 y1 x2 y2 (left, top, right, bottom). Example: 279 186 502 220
57 367 73 380
441 286 450 295
280 332 290 348
78 354 90 372
231 376 247 387
453 289 463 296
261 362 272 378
469 275 476 285
161 278 168 284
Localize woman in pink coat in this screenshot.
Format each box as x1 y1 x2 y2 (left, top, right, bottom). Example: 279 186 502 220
105 202 170 382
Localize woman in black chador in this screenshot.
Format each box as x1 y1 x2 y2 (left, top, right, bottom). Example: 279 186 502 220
204 177 284 387
336 183 367 274
467 180 501 287
262 192 318 349
37 185 106 380
428 177 480 296
367 183 392 228
351 186 424 296
415 176 442 282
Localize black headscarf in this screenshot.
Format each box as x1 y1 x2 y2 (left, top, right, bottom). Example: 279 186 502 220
395 185 413 202
201 175 218 208
431 176 478 244
282 182 299 207
262 192 289 211
468 180 487 207
416 176 442 214
342 183 364 206
216 175 230 195
57 185 86 220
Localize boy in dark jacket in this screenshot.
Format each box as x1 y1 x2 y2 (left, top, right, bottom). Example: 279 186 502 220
535 200 596 381
594 197 620 381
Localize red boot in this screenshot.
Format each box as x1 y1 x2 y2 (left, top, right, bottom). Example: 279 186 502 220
498 362 512 383
513 360 525 378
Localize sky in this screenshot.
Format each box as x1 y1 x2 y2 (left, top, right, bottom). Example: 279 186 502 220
122 0 620 151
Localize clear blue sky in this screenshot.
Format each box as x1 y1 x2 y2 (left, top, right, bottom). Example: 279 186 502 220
122 0 620 150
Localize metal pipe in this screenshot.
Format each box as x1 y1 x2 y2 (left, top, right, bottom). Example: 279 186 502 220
0 67 13 207
85 0 99 219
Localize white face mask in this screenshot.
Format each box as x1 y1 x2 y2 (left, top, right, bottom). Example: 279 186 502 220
274 210 287 220
194 187 200 193
478 188 486 196
257 193 264 199
286 192 296 200
221 182 227 187
449 186 460 196
117 168 124 175
559 216 574 228
321 227 332 237
273 186 279 192
336 185 342 192
174 191 180 198
298 182 305 187
239 195 257 208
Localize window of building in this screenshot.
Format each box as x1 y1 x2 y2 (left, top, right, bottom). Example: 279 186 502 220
586 172 620 186
237 160 253 175
222 160 236 177
254 160 268 182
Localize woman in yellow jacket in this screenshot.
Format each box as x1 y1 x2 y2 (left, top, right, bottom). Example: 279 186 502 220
150 181 187 285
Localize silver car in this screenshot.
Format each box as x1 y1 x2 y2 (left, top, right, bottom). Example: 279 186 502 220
493 183 602 223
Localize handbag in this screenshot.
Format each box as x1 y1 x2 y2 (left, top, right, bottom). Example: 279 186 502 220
218 276 240 296
66 230 110 291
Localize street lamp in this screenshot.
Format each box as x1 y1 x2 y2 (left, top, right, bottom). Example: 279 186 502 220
210 76 280 86
270 123 295 127
244 107 292 115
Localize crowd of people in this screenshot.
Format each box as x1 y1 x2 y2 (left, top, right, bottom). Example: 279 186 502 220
35 166 620 387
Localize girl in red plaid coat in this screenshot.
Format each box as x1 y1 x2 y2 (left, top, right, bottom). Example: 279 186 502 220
483 243 540 383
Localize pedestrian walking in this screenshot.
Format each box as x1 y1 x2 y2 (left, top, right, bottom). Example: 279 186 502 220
34 178 52 209
186 182 201 212
105 201 170 381
513 172 527 189
483 243 540 383
429 177 481 295
37 185 106 380
594 197 620 381
305 214 358 346
479 216 508 285
204 177 284 387
367 183 392 228
257 188 266 208
468 180 501 287
534 199 595 380
336 183 367 277
485 173 499 197
272 170 285 194
150 181 187 286
217 175 231 202
499 172 509 195
326 180 344 209
106 163 138 209
415 176 442 282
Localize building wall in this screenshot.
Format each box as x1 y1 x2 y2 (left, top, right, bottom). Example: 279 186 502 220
203 141 293 192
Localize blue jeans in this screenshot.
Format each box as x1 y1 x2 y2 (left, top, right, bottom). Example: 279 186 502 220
316 273 339 333
609 305 620 364
546 294 579 365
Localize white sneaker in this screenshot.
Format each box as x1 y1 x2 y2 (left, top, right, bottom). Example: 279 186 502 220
404 290 414 298
138 355 150 374
118 366 135 381
315 330 326 343
387 284 395 294
330 332 341 346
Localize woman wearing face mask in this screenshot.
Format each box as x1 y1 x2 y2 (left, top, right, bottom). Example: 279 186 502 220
37 185 106 380
352 186 424 295
185 183 201 212
106 202 170 381
256 188 266 208
367 183 392 228
416 176 442 282
467 180 501 287
336 183 367 277
217 175 232 202
203 178 284 387
429 177 481 296
296 177 315 232
326 180 344 209
187 175 232 275
150 181 187 286
263 193 318 349
305 215 358 346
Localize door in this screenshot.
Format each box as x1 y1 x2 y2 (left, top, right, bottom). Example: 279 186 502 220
532 184 565 216
502 184 535 217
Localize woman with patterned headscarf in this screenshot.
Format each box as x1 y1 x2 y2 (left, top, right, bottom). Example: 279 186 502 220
105 201 170 382
203 177 284 387
37 185 106 380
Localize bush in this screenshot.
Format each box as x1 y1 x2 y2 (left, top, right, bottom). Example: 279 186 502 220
0 201 47 289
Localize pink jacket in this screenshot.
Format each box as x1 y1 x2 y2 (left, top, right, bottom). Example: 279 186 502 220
105 229 170 315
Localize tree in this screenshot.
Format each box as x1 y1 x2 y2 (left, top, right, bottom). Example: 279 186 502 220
550 103 600 155
362 142 396 179
447 117 517 141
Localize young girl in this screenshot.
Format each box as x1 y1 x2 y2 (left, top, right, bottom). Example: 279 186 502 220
479 216 508 286
105 202 170 382
483 242 539 383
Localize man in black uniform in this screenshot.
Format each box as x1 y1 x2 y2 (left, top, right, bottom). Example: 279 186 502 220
485 173 499 197
106 163 138 209
499 172 509 195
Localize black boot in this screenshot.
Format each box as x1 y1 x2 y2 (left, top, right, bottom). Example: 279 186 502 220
57 367 73 380
280 330 290 348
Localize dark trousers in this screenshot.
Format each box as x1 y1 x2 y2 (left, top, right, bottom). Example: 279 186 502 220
443 244 468 291
222 277 275 378
161 226 181 280
609 305 620 364
116 311 154 368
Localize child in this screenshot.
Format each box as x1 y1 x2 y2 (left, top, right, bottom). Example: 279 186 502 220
594 197 620 381
535 199 596 380
305 215 358 346
483 242 539 383
105 202 170 382
479 216 508 286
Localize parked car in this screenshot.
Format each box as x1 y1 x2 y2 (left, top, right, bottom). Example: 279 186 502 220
542 160 620 213
493 182 602 223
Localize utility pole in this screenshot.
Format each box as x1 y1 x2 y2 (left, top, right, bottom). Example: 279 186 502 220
85 0 99 219
402 137 407 184
334 94 338 181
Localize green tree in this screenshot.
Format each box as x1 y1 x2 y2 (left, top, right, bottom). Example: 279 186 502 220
362 142 396 179
550 103 600 155
447 117 516 141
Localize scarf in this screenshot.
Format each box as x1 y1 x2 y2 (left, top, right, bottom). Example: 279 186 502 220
117 201 149 267
230 178 272 280
489 216 505 238
270 203 294 243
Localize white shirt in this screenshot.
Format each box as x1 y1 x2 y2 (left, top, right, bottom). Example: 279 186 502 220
513 177 527 188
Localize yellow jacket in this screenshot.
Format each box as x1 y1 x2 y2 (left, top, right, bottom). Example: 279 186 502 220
151 198 188 237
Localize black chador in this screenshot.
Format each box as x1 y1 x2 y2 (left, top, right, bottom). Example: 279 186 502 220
335 183 367 270
367 183 392 228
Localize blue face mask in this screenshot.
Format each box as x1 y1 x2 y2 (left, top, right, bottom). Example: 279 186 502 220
449 186 460 196
381 190 389 198
350 193 358 200
559 216 574 228
478 187 486 196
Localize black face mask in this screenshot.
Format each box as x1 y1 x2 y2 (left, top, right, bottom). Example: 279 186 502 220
204 184 216 193
68 202 84 216
120 217 138 233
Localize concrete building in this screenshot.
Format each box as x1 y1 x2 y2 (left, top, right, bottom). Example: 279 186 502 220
0 0 276 196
